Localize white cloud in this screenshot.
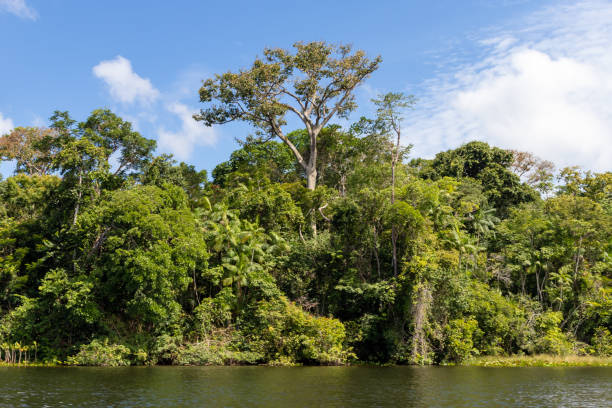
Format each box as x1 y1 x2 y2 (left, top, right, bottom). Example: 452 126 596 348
0 0 37 20
158 103 216 160
93 56 159 105
91 57 217 160
405 0 612 172
0 113 14 135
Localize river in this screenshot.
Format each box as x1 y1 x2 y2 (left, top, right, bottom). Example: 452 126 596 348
1 366 610 407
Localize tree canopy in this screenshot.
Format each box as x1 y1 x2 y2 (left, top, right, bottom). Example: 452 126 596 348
195 41 381 191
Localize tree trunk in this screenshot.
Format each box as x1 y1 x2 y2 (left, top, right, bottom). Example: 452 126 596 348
535 266 542 303
391 157 397 204
272 122 319 233
306 165 317 235
390 130 400 276
339 173 346 197
373 226 381 279
573 236 583 294
306 166 317 190
391 227 398 277
72 170 83 226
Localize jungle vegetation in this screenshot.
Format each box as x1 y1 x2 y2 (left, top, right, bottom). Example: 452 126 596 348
0 42 610 366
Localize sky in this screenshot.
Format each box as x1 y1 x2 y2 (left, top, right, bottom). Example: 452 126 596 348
1 0 611 177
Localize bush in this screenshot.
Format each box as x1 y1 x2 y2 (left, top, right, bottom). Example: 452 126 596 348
245 297 352 365
175 342 262 365
67 339 130 366
147 330 262 365
191 298 232 338
147 334 182 365
443 318 479 363
534 311 573 355
465 282 528 355
591 327 612 356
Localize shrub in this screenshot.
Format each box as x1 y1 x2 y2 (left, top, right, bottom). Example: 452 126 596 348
465 282 527 355
245 297 352 365
443 318 479 363
67 339 130 366
192 298 232 338
148 334 182 365
534 311 573 355
591 327 612 356
175 342 262 365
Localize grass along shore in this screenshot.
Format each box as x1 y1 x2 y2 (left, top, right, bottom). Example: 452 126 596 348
464 354 612 367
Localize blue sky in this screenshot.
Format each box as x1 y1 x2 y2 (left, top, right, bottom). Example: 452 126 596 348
1 0 611 177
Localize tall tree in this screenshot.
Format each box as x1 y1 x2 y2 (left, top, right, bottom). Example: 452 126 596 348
372 92 416 275
81 109 156 178
49 109 156 226
195 41 381 191
50 111 108 227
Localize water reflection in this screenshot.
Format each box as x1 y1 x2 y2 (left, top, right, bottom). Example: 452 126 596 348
0 366 610 407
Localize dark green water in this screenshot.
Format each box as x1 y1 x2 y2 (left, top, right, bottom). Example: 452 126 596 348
1 366 610 407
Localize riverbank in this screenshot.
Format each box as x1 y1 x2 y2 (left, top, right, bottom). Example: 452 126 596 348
3 354 612 368
465 355 612 367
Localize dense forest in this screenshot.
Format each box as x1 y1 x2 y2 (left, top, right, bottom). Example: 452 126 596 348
0 42 610 366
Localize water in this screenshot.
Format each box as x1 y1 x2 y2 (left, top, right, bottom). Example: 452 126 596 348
0 366 610 407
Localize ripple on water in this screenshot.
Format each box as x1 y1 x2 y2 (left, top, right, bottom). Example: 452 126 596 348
0 366 611 408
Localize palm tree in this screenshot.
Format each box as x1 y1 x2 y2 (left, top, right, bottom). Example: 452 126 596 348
444 224 479 273
15 342 22 364
467 207 499 244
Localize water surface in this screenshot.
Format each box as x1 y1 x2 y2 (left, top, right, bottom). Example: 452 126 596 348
1 366 610 407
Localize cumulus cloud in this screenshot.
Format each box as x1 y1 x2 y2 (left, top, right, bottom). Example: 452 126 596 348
0 0 37 20
157 103 216 160
0 113 14 135
93 56 159 105
91 57 217 159
405 0 612 172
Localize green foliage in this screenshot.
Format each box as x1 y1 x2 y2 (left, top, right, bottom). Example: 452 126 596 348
174 342 262 366
1 95 610 367
1 269 101 357
195 41 381 131
191 298 232 338
443 318 479 363
464 282 527 355
222 180 304 233
590 327 612 356
146 332 262 366
0 174 61 220
534 311 573 355
140 154 208 206
200 204 284 314
196 41 381 191
245 297 352 365
212 138 299 186
67 339 131 366
429 141 537 214
77 185 208 328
